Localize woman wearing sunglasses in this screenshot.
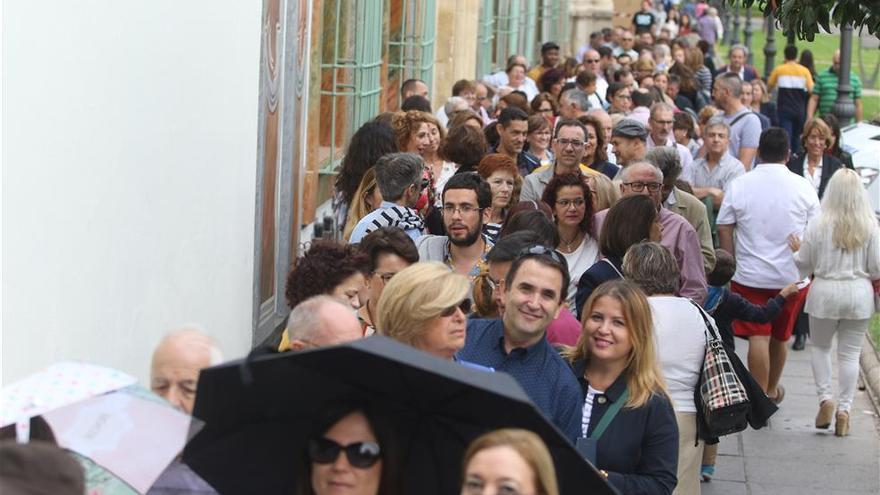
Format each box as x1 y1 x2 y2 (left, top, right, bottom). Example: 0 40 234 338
301 403 400 495
375 262 472 361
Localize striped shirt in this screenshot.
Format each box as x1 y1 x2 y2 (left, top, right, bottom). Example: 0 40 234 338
768 62 814 116
813 68 863 116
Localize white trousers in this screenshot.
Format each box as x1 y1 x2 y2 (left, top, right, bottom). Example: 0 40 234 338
809 317 869 412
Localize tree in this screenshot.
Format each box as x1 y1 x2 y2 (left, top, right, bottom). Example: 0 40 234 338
723 0 880 41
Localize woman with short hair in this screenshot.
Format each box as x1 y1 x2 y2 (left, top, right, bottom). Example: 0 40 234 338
526 114 555 167
375 262 471 360
477 154 519 243
789 169 880 436
622 242 707 495
461 429 559 495
356 227 419 336
578 115 618 179
542 173 599 311
786 118 848 198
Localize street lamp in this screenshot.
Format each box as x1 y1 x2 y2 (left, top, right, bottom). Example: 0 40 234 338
763 9 776 79
744 4 753 66
731 2 741 45
832 23 856 125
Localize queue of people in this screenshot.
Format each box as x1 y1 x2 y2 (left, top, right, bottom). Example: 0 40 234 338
4 2 877 494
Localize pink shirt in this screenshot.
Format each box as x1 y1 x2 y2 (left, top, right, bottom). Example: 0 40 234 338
546 307 581 346
593 208 708 303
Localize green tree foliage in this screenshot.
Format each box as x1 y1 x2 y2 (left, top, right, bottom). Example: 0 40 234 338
723 0 880 41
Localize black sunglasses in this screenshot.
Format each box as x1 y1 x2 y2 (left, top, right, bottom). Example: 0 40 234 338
440 299 472 317
308 437 381 468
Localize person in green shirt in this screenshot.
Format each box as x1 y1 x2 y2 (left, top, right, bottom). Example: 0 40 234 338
807 49 863 122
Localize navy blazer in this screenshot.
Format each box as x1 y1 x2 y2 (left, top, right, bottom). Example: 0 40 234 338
574 256 623 320
786 151 846 198
571 360 679 495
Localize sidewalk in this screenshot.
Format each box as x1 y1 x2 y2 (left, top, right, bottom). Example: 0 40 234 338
703 343 880 495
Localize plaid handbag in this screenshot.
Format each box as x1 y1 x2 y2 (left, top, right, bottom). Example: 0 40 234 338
690 300 751 437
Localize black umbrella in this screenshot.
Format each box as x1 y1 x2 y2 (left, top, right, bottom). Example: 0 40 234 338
184 336 616 495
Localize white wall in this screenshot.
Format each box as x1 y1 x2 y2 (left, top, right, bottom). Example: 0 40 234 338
2 1 262 384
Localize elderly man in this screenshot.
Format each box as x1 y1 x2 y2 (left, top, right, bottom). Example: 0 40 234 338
594 161 708 303
683 119 745 210
580 49 608 107
587 108 616 165
149 327 223 494
284 295 364 350
610 119 648 168
459 246 582 442
713 73 761 169
151 327 223 414
558 88 592 120
647 102 693 172
646 147 715 273
716 128 818 401
521 119 597 202
612 28 638 60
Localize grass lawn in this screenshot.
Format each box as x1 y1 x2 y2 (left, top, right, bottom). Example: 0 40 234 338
717 24 880 120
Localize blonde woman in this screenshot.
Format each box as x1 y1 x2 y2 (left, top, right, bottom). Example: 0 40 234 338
343 168 382 241
461 429 559 495
375 262 471 360
563 280 678 494
584 173 620 212
789 169 880 436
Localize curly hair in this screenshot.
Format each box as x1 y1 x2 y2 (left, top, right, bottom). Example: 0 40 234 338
391 111 445 152
285 241 369 309
541 173 595 235
334 120 397 207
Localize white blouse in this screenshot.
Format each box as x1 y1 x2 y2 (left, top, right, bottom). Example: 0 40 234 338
561 235 599 312
794 219 880 320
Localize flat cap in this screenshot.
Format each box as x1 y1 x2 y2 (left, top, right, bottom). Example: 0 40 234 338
612 118 648 140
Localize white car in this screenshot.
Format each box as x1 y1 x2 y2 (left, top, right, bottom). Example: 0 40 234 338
840 122 880 216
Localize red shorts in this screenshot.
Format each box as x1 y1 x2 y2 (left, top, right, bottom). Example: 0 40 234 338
731 281 809 341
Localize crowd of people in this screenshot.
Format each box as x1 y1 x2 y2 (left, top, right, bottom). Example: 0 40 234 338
4 2 878 495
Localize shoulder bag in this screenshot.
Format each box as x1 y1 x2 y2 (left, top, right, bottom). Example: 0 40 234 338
690 300 751 437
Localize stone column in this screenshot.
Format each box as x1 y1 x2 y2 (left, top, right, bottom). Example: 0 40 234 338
432 0 479 106
569 0 613 57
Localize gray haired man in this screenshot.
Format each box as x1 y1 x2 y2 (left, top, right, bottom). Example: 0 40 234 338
348 152 426 243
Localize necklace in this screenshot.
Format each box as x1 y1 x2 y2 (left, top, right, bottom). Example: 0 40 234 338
559 230 583 252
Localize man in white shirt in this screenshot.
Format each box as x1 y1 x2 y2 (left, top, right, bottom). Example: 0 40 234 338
716 127 819 402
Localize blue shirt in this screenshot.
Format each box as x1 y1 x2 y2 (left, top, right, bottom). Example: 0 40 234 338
458 319 583 443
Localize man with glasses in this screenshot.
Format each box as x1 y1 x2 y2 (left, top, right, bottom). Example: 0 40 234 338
459 245 582 443
807 49 863 122
348 153 426 244
416 173 493 281
647 102 693 172
356 227 419 335
609 119 648 168
612 29 638 61
594 161 708 303
521 119 597 203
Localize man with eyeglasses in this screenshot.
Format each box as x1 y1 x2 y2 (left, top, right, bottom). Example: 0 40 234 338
594 161 708 303
609 119 648 169
493 107 540 176
611 29 638 61
459 245 583 443
646 102 693 172
415 173 493 281
349 153 426 244
521 119 597 203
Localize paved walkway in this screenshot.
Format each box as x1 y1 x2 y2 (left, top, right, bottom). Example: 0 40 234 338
703 343 880 495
